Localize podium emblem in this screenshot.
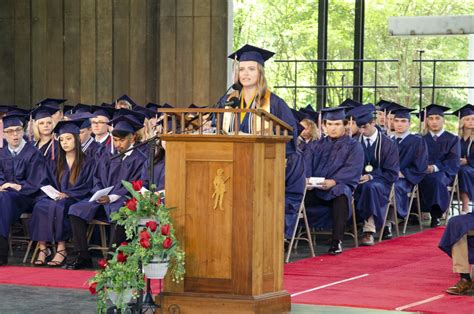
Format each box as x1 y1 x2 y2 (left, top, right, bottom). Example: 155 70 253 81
212 168 230 211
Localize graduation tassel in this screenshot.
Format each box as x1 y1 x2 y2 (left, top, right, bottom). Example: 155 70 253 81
458 112 462 137
110 134 114 154
422 109 427 135
349 116 353 138
51 139 55 160
318 111 322 138
28 114 34 141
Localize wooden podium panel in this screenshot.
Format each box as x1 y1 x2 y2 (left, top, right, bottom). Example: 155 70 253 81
161 137 290 313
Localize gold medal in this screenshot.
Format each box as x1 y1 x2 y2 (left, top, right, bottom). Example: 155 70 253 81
365 164 373 173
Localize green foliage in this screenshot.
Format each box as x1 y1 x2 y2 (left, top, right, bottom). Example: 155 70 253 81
233 0 474 132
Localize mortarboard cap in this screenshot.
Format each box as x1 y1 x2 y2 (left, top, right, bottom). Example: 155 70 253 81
2 112 26 129
53 119 84 135
299 108 318 121
36 98 67 110
145 102 161 112
91 105 115 120
115 94 138 108
424 104 450 117
391 106 415 120
134 105 158 119
109 115 143 134
72 103 93 114
228 44 275 66
385 102 405 114
0 105 16 113
346 104 376 127
321 107 347 121
115 108 146 124
452 104 474 119
339 98 363 111
375 99 392 111
66 112 93 129
31 105 59 120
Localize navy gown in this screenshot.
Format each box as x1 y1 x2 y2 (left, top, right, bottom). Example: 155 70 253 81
95 134 114 158
82 137 101 158
439 213 474 264
142 159 165 191
305 135 364 229
0 142 46 238
298 139 319 178
68 149 147 222
458 137 474 201
35 139 59 174
29 156 95 242
354 133 399 229
419 132 461 212
394 134 428 217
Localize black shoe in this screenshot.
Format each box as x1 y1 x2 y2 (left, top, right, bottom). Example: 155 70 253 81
382 225 393 240
65 255 93 270
328 240 342 255
0 255 7 266
430 217 441 228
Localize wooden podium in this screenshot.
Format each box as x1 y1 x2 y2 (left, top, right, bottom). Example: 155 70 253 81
159 108 293 313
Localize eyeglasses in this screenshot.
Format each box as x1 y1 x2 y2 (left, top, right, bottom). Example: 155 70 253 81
91 121 108 126
4 128 23 135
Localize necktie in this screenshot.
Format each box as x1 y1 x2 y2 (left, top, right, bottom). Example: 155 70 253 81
12 151 17 157
396 137 402 144
366 138 371 147
433 135 438 142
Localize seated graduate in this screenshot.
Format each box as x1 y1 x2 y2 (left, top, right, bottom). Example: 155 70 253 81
0 112 47 266
305 107 364 254
66 115 147 270
221 44 306 239
114 94 136 110
452 104 474 214
348 104 400 246
418 104 461 227
439 213 474 295
133 105 158 141
338 98 362 138
31 105 59 165
35 98 67 125
390 106 428 233
28 120 95 266
90 104 115 156
291 108 318 178
142 139 166 191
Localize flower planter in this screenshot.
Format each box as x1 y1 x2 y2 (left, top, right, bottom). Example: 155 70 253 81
143 257 169 279
108 288 134 306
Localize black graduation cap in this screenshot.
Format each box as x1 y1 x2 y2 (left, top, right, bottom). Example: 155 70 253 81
0 105 16 113
53 119 84 135
228 44 275 66
339 98 363 111
451 104 474 119
3 112 26 128
109 115 143 134
31 105 59 120
65 112 93 129
424 104 450 117
321 107 346 121
290 108 308 123
145 102 161 112
391 106 415 120
375 99 392 111
385 102 405 114
133 106 157 119
115 108 146 125
91 105 115 120
346 104 376 127
299 108 318 121
115 94 138 108
71 103 93 114
36 98 67 110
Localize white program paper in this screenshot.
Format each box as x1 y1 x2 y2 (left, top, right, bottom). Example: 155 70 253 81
308 177 325 187
41 185 61 200
89 186 114 202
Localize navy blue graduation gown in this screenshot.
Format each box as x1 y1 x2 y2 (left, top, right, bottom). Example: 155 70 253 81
394 134 428 217
36 139 59 174
298 139 319 178
354 133 399 229
305 135 364 229
0 142 46 238
29 156 96 242
82 137 101 158
142 159 165 191
458 137 474 200
68 148 147 222
284 151 306 238
419 131 461 212
439 213 474 264
95 134 114 158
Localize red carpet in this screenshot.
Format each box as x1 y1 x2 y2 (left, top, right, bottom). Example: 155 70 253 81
0 228 473 313
284 227 474 313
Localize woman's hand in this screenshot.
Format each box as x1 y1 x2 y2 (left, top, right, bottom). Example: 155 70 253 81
56 192 69 200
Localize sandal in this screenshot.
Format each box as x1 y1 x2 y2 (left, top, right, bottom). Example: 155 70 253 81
47 249 68 267
34 248 51 266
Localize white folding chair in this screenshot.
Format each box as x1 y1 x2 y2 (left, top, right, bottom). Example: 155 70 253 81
285 184 315 263
445 174 461 224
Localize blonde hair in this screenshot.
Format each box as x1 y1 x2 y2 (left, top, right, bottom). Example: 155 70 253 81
32 118 55 142
233 62 269 108
459 116 474 139
300 119 320 140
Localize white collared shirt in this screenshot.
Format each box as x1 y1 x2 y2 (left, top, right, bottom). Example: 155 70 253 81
429 129 445 138
8 139 26 156
362 128 379 146
394 131 410 143
96 133 110 144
